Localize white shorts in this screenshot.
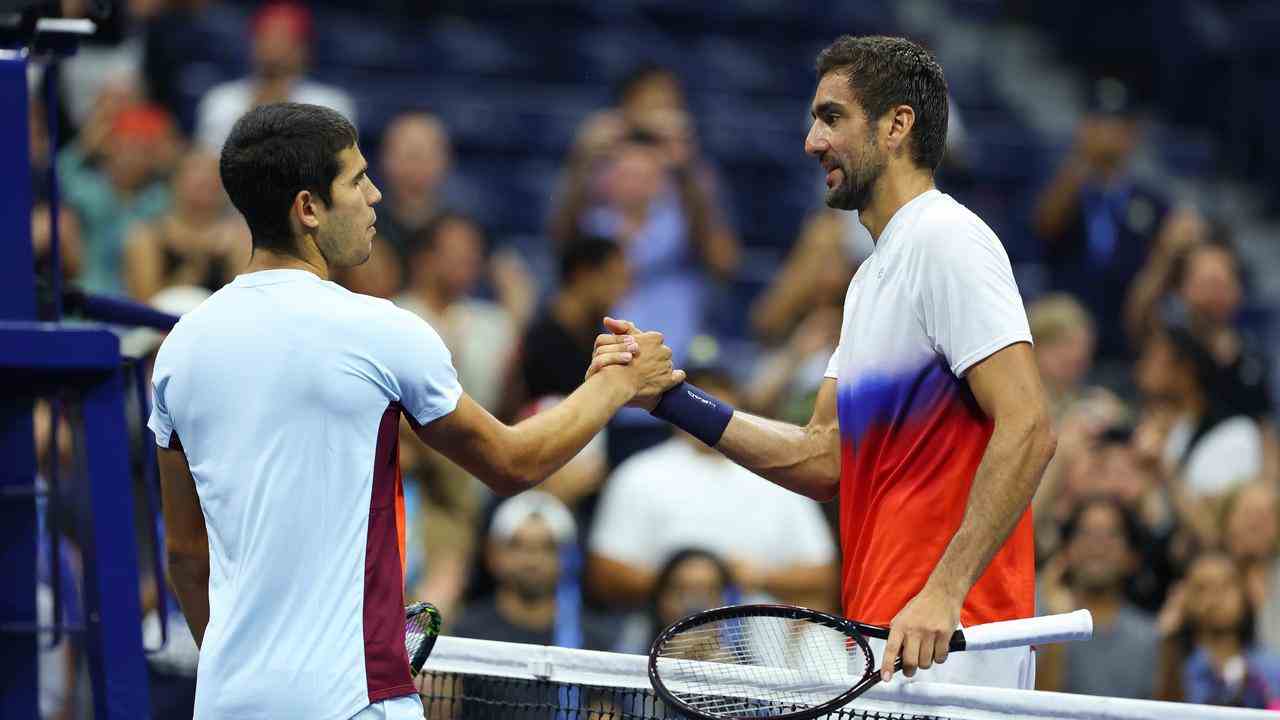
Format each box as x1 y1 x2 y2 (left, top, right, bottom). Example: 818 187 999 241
865 636 1035 690
348 695 424 720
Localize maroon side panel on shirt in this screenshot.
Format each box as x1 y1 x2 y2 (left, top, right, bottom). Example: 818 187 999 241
364 404 414 703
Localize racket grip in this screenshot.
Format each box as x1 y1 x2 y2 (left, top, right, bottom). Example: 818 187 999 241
959 610 1093 652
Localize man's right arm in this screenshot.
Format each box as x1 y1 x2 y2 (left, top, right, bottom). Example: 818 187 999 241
414 335 682 496
711 378 841 501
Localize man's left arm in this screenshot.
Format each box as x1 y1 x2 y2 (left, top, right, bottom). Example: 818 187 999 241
158 438 211 649
879 342 1056 681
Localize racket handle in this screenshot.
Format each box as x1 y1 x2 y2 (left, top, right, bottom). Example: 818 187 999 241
958 610 1093 652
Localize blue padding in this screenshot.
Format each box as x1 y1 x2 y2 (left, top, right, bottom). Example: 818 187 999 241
0 323 122 374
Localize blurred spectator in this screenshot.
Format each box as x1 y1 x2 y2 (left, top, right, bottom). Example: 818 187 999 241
123 149 248 301
614 548 736 655
749 209 862 345
746 209 855 424
373 112 453 266
506 234 630 416
1033 78 1172 362
1028 294 1097 421
31 203 84 284
33 400 81 720
1136 319 1263 498
58 101 175 295
195 2 355 150
551 66 740 364
1223 482 1280 655
1128 233 1278 479
1156 552 1280 708
452 492 615 651
1037 496 1158 698
586 364 836 609
396 212 533 412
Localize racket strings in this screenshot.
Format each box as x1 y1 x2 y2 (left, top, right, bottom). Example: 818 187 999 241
656 616 871 716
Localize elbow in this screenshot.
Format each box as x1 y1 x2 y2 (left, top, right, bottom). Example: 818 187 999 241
1030 410 1058 469
488 464 542 497
808 475 840 503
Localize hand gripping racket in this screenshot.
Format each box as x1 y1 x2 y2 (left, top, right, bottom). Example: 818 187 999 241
404 601 442 677
648 603 1092 720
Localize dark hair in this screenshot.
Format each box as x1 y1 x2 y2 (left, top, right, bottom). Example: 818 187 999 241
615 64 681 107
1060 495 1143 553
648 548 734 633
559 234 621 283
408 210 487 261
220 103 358 254
815 35 949 172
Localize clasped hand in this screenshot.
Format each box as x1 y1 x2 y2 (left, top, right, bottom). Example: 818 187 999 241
584 317 685 410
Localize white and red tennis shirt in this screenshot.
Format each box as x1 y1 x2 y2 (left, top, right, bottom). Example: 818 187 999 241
825 189 1035 629
149 268 461 720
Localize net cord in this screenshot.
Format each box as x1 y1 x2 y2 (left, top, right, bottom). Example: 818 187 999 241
422 636 1277 720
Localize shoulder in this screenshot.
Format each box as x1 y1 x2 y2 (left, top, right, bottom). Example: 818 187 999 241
909 193 1002 256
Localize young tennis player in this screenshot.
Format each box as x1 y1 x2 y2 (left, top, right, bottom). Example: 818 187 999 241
593 36 1056 689
151 103 682 720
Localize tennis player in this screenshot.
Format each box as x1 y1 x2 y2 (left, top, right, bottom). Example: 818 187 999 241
593 36 1056 689
151 103 681 720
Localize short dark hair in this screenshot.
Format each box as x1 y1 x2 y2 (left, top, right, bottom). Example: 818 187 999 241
559 234 621 283
815 35 949 172
219 103 359 254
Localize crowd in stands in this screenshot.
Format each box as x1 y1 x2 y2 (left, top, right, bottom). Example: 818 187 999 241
23 1 1280 717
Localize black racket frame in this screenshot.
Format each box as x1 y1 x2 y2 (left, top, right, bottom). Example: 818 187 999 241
648 603 966 720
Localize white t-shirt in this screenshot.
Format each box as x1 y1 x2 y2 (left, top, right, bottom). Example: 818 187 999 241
822 189 1036 643
196 78 357 151
588 438 835 573
1164 414 1263 497
149 269 461 720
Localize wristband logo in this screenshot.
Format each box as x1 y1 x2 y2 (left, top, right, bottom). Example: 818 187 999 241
687 389 717 409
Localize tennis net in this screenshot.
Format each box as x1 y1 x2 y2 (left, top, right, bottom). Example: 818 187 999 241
417 636 1276 720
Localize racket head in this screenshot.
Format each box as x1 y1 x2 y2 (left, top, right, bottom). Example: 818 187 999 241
648 603 880 720
404 601 442 677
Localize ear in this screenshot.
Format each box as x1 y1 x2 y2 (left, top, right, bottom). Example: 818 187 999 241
293 189 323 233
883 104 916 158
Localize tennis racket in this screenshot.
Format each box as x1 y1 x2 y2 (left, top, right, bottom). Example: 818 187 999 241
404 601 442 677
648 603 1092 720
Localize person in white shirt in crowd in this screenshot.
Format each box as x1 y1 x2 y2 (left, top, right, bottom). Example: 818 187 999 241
195 1 355 151
587 359 837 611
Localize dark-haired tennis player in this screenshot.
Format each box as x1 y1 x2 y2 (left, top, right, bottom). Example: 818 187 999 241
594 36 1056 689
151 103 681 720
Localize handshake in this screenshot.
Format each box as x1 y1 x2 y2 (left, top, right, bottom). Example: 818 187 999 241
585 316 686 411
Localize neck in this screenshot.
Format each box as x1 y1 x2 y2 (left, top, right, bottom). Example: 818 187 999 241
1077 588 1122 627
1197 628 1244 668
245 241 328 280
495 587 557 632
858 166 936 241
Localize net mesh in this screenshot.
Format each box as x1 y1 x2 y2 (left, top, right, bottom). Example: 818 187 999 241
417 670 935 719
415 636 1277 720
653 614 873 716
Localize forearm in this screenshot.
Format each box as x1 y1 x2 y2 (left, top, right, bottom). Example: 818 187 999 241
495 370 631 492
586 554 656 606
716 411 840 501
760 562 837 603
1032 158 1088 243
925 416 1055 597
167 555 210 649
